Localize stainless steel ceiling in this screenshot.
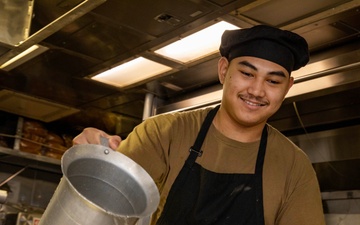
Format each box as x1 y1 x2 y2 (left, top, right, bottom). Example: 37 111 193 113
0 0 359 138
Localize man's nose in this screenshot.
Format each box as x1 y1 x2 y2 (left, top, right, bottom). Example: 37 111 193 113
247 79 265 97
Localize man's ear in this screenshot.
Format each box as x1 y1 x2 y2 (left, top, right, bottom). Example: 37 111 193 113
218 57 229 84
286 76 294 94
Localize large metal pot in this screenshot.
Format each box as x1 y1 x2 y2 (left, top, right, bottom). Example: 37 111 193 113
39 143 159 225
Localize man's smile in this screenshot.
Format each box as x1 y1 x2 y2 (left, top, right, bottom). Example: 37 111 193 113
239 95 268 107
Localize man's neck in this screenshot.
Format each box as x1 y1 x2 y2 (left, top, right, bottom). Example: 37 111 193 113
212 109 266 143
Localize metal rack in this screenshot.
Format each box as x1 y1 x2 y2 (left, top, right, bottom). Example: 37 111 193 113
0 117 62 175
0 146 61 175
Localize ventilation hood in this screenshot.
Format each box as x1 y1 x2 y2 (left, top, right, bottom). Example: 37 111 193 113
0 90 79 122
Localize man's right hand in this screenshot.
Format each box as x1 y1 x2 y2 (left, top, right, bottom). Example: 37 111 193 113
72 127 121 150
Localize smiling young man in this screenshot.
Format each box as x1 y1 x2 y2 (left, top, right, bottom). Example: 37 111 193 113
73 25 325 225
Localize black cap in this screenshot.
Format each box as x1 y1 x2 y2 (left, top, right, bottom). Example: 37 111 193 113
219 25 309 73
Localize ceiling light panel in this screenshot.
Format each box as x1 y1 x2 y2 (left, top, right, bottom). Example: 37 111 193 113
155 21 239 63
0 45 48 71
92 57 172 88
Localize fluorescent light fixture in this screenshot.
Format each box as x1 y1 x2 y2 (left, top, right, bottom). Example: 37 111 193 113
0 44 48 71
155 21 239 63
92 21 238 88
92 57 172 87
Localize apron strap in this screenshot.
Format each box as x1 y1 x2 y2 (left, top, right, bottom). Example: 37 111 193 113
254 124 268 225
187 105 220 167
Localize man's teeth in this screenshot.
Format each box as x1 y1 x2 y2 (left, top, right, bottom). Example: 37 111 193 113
245 100 261 106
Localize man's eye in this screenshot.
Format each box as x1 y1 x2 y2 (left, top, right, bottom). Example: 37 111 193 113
268 79 280 84
241 71 252 77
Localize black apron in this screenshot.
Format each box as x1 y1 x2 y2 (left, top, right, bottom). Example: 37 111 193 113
157 106 268 225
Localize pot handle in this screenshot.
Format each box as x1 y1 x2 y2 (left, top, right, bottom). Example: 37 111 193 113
100 136 109 147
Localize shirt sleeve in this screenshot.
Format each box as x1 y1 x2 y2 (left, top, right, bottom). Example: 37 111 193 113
117 114 174 187
276 151 325 225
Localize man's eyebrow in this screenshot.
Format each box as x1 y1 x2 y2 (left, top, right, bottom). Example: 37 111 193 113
269 71 287 78
238 60 257 71
238 60 287 77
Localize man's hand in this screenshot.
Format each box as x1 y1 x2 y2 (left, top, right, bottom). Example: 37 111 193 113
72 127 121 150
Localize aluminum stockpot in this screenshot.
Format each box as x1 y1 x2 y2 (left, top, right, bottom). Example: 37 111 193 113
39 143 159 225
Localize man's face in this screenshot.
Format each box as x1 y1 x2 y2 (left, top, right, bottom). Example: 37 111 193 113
218 56 294 128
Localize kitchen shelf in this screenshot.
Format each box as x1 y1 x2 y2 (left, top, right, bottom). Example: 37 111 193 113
0 146 61 174
0 116 63 175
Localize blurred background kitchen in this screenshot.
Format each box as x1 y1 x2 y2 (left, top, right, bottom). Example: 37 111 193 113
0 0 359 224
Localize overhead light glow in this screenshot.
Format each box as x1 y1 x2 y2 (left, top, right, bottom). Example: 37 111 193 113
0 44 48 71
155 21 239 63
92 57 172 87
92 21 239 88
